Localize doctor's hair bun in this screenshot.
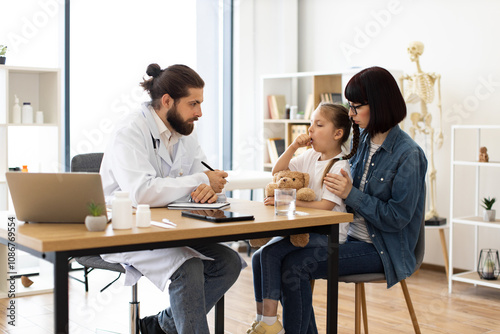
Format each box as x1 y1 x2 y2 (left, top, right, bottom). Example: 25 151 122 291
140 63 163 92
146 63 162 78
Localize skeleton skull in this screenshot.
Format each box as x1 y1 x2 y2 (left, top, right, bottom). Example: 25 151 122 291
407 41 424 62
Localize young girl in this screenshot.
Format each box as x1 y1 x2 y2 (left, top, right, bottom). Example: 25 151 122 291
248 102 360 334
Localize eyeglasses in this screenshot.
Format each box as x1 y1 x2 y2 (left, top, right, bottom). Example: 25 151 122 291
348 103 368 115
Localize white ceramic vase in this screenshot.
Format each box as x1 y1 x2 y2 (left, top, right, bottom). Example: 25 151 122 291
483 210 496 222
85 215 108 231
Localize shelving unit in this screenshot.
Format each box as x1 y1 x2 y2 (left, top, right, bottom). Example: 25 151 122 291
448 125 500 293
0 66 61 297
261 71 346 170
0 66 62 210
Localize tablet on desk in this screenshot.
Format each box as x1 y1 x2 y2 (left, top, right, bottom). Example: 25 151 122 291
181 209 255 223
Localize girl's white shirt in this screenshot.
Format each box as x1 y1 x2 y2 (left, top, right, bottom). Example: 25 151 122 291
289 148 352 243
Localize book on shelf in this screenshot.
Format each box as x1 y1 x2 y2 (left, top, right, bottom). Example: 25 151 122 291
267 137 286 164
304 93 314 120
267 95 286 119
290 124 309 157
320 93 342 104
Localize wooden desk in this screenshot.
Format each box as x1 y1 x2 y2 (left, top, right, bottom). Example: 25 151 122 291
0 199 352 333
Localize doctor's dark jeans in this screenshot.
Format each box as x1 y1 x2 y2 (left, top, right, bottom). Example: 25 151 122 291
157 243 241 334
280 236 384 334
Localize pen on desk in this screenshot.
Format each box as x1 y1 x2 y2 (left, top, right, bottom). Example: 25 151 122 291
162 218 177 227
151 221 175 229
201 161 229 182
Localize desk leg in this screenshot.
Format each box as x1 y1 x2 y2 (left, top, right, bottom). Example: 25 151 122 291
214 295 224 334
327 224 339 334
54 253 69 334
439 229 449 278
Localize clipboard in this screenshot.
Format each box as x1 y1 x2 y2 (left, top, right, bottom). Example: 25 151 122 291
181 209 255 223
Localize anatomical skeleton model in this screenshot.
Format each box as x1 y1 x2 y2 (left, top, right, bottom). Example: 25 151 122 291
400 41 444 220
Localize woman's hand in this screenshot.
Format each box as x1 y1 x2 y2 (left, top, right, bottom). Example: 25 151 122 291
324 169 352 199
263 196 275 206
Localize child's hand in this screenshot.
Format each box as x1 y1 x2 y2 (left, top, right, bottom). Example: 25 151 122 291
264 196 275 206
293 134 312 148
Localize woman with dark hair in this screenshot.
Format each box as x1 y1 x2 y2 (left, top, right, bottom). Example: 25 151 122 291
279 66 428 333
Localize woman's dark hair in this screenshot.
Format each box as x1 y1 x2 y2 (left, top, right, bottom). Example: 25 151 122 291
318 102 360 180
344 66 406 137
140 63 205 110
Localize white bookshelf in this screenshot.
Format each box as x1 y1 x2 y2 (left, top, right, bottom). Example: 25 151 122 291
0 66 62 210
261 71 346 170
448 125 500 293
0 66 61 297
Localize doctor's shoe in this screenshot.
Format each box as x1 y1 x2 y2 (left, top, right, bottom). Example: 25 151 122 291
247 319 285 334
140 314 165 334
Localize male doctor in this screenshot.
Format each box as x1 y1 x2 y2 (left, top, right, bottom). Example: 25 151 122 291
100 63 242 334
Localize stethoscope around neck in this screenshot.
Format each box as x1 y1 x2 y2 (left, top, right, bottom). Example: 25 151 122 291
151 133 164 177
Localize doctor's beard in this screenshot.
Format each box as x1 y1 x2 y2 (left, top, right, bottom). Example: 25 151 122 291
167 104 197 135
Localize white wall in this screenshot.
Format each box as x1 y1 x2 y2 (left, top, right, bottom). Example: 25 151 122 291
234 0 500 270
0 0 60 68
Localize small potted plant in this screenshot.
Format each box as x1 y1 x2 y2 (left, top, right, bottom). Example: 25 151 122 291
482 196 496 222
0 45 7 65
85 201 108 231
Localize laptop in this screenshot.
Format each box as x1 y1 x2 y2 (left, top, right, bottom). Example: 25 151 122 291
6 172 108 223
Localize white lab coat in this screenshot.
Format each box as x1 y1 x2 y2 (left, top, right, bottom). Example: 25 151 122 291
101 102 210 207
100 102 243 291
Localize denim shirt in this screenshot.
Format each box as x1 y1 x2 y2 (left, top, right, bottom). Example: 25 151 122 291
344 125 427 288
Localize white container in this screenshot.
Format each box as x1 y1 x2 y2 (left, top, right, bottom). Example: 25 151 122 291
111 191 133 229
136 204 151 227
35 111 44 124
21 102 33 124
12 95 21 124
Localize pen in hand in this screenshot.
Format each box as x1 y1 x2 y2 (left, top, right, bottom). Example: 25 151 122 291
201 161 229 183
201 161 215 171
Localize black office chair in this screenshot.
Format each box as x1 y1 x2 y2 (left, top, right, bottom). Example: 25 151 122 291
70 153 140 334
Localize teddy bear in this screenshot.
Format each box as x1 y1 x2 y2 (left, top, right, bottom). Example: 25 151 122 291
250 170 316 248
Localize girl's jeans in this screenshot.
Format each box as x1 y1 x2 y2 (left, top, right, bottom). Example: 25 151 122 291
252 234 326 302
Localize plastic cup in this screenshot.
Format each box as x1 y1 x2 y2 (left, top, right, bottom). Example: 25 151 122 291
274 188 296 216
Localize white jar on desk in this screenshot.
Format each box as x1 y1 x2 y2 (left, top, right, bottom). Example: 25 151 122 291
112 191 133 229
136 204 151 228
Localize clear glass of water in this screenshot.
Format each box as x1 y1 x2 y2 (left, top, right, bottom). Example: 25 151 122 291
274 188 296 216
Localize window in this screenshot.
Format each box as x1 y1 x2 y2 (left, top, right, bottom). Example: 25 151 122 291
69 0 230 168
